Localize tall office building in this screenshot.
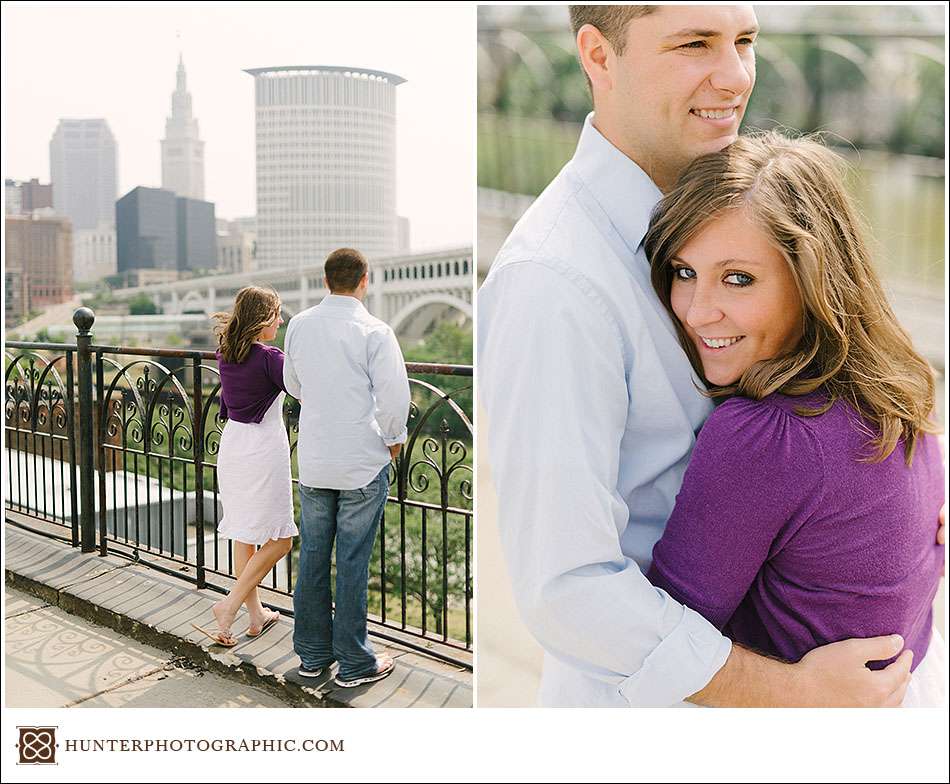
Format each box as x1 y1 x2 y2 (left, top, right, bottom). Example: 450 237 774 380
116 187 178 274
116 186 215 279
176 197 216 271
49 119 117 230
245 65 404 270
5 214 73 310
161 55 205 200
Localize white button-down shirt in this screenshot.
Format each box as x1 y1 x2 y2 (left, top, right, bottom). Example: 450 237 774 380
283 294 410 491
478 115 732 707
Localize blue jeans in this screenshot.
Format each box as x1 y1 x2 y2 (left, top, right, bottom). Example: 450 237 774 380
293 466 389 680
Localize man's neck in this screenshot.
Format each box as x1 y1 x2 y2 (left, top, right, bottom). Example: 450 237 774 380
329 290 364 302
590 111 677 194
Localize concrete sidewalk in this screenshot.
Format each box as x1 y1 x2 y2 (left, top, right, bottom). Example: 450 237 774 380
5 523 472 708
5 588 290 708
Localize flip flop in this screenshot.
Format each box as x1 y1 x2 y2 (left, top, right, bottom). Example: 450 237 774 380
334 656 395 688
191 622 239 648
246 610 281 639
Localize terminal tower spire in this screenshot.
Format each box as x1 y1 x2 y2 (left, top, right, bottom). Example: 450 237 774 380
161 53 205 200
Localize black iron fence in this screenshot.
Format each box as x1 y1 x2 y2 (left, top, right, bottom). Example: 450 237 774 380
4 308 473 669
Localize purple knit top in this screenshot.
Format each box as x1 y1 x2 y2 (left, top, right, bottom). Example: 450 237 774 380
216 343 286 424
648 390 944 670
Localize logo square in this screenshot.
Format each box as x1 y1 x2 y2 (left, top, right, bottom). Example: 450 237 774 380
17 727 57 765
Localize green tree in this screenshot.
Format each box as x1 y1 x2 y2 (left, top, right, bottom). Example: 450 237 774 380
128 293 162 316
401 322 473 438
402 321 473 366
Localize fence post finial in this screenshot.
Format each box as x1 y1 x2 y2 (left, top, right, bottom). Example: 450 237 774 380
73 307 95 335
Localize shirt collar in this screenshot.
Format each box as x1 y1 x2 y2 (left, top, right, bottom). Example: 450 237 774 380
320 293 367 312
570 113 663 253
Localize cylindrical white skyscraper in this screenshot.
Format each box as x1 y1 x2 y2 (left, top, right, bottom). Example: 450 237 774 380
245 65 405 271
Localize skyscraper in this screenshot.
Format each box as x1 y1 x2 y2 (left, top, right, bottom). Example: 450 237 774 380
116 186 215 278
176 196 215 271
116 187 178 274
245 65 404 270
49 119 117 230
5 214 73 310
161 55 205 200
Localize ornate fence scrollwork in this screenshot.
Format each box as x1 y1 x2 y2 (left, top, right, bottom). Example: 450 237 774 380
4 347 78 544
5 330 472 668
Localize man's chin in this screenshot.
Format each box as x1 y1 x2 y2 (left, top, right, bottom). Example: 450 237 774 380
694 132 740 156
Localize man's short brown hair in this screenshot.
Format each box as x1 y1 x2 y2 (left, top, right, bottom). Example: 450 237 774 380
324 247 368 292
569 5 657 55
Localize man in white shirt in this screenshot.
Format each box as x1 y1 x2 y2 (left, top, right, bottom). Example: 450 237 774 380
478 5 917 706
283 247 411 688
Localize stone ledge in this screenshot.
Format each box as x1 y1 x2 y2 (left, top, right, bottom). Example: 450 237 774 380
5 522 472 709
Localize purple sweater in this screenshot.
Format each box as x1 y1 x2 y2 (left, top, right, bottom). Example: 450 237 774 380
648 391 944 670
216 343 286 424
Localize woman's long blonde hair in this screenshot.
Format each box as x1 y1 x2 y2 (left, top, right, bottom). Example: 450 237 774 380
211 286 281 364
644 131 936 464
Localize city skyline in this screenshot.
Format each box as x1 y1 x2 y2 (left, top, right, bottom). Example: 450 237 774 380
1 3 474 251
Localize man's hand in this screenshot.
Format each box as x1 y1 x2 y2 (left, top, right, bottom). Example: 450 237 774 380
938 503 946 546
691 635 912 707
791 636 912 707
389 443 402 460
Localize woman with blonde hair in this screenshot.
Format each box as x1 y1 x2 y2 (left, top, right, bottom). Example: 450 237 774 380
192 286 297 646
643 131 945 706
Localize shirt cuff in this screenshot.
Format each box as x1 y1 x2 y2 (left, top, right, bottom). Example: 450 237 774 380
617 604 732 708
382 427 408 446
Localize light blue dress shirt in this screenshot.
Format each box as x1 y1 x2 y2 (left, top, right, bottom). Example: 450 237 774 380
283 294 410 491
478 115 732 707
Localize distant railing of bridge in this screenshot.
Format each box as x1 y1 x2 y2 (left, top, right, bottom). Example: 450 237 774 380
4 308 473 669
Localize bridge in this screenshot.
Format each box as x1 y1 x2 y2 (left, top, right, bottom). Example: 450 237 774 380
111 246 473 342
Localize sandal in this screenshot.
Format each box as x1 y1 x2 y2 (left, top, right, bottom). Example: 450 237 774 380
246 610 281 639
334 655 395 688
191 622 239 648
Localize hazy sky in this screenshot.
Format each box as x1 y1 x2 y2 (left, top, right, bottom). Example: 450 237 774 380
1 2 474 250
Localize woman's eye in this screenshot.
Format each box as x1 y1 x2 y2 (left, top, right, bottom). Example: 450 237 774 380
724 272 754 286
673 267 696 281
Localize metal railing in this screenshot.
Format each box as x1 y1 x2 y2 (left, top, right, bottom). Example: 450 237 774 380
4 308 473 669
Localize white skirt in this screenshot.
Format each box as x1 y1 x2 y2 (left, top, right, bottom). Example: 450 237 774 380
902 627 947 708
216 392 298 546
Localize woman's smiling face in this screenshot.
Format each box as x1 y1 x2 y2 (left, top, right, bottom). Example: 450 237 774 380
669 208 804 386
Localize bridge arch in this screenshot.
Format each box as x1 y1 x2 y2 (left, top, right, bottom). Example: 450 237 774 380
388 293 472 341
178 289 210 315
